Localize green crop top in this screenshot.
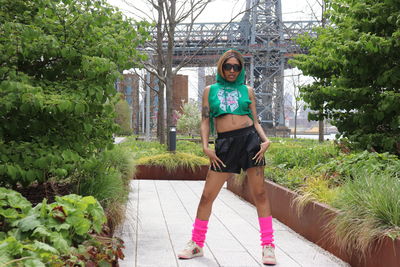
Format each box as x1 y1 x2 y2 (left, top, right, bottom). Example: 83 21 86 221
208 67 253 134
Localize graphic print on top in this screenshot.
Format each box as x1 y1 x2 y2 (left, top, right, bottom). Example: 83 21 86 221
217 88 241 112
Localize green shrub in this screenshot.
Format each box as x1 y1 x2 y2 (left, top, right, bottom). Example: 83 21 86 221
317 150 400 182
121 137 166 159
264 138 400 256
265 165 313 190
176 140 206 157
0 188 123 265
328 170 400 255
121 136 208 160
268 140 338 169
0 0 150 188
176 101 201 136
75 165 126 206
293 176 340 214
101 145 136 184
136 152 209 172
0 188 32 233
114 99 132 136
74 146 134 207
72 145 135 232
264 138 338 190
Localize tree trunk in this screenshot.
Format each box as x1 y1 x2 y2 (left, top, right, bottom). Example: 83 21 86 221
319 117 324 143
294 110 297 139
319 1 326 144
157 81 165 144
165 73 174 147
165 0 176 147
156 0 165 144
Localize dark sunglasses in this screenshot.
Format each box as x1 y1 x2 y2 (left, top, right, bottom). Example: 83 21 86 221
222 63 242 72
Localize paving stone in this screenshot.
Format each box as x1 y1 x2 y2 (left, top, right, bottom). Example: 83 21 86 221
116 180 350 267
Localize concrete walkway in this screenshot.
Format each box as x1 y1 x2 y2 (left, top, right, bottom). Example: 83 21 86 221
116 180 350 267
114 136 127 144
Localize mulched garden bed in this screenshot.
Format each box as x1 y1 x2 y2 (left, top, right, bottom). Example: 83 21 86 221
13 181 74 206
8 181 125 266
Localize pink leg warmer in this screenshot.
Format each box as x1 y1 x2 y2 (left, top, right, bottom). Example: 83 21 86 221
258 216 275 247
191 218 208 248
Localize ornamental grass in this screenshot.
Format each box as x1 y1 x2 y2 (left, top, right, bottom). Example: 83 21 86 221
328 170 400 256
136 152 209 172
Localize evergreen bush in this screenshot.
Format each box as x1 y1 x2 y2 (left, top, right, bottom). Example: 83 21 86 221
114 99 132 136
291 0 400 154
0 0 150 187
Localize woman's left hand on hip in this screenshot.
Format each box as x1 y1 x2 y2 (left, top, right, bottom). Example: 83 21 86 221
252 140 271 164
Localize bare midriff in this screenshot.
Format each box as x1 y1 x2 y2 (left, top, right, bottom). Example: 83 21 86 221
215 114 253 133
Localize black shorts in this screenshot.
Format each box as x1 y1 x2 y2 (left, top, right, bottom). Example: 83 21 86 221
210 125 266 174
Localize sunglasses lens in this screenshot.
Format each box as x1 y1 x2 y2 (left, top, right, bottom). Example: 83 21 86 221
233 65 242 72
222 64 231 71
223 63 242 72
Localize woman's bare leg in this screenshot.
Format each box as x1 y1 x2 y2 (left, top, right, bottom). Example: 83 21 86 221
196 170 231 220
246 166 271 217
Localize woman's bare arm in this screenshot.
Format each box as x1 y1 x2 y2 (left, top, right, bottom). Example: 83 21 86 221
200 86 211 150
201 86 225 169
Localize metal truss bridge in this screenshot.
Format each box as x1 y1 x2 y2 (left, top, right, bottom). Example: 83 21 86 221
148 0 320 131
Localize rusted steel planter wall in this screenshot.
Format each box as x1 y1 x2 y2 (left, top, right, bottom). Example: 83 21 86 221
135 165 209 180
227 177 400 267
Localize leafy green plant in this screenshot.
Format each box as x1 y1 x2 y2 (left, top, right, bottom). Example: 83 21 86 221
100 145 136 185
268 141 338 169
265 165 313 190
136 152 209 172
121 136 208 160
317 150 400 183
264 138 400 256
0 188 32 233
114 98 132 136
263 138 337 189
291 0 400 155
0 188 124 266
176 101 201 137
0 0 151 187
75 165 126 208
176 140 206 158
121 137 167 160
293 176 340 215
73 145 135 232
328 170 400 256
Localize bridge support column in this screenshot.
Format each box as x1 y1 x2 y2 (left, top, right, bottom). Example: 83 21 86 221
197 67 205 103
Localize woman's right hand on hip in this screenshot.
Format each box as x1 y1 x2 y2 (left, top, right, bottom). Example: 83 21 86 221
203 147 226 170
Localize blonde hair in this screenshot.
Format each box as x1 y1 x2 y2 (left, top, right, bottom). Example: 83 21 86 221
216 49 244 79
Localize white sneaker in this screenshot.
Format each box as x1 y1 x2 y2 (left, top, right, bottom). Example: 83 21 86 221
177 240 204 259
262 244 277 265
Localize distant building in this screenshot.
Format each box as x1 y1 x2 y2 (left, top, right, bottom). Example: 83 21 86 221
173 74 188 114
116 73 189 133
115 73 140 134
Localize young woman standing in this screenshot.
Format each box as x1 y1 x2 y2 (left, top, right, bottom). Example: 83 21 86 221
177 49 276 265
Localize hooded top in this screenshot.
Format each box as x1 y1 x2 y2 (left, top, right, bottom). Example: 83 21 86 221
208 66 253 134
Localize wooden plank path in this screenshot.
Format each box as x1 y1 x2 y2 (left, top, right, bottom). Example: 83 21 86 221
115 180 350 267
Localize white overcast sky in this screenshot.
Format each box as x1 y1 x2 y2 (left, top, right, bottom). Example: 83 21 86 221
107 0 322 22
107 0 319 105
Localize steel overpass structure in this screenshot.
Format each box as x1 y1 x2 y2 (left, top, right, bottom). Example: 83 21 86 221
147 0 320 131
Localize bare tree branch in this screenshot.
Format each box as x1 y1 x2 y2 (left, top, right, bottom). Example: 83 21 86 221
305 0 321 21
172 1 260 75
130 68 160 94
123 0 261 143
174 0 211 24
122 0 155 22
141 60 166 83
